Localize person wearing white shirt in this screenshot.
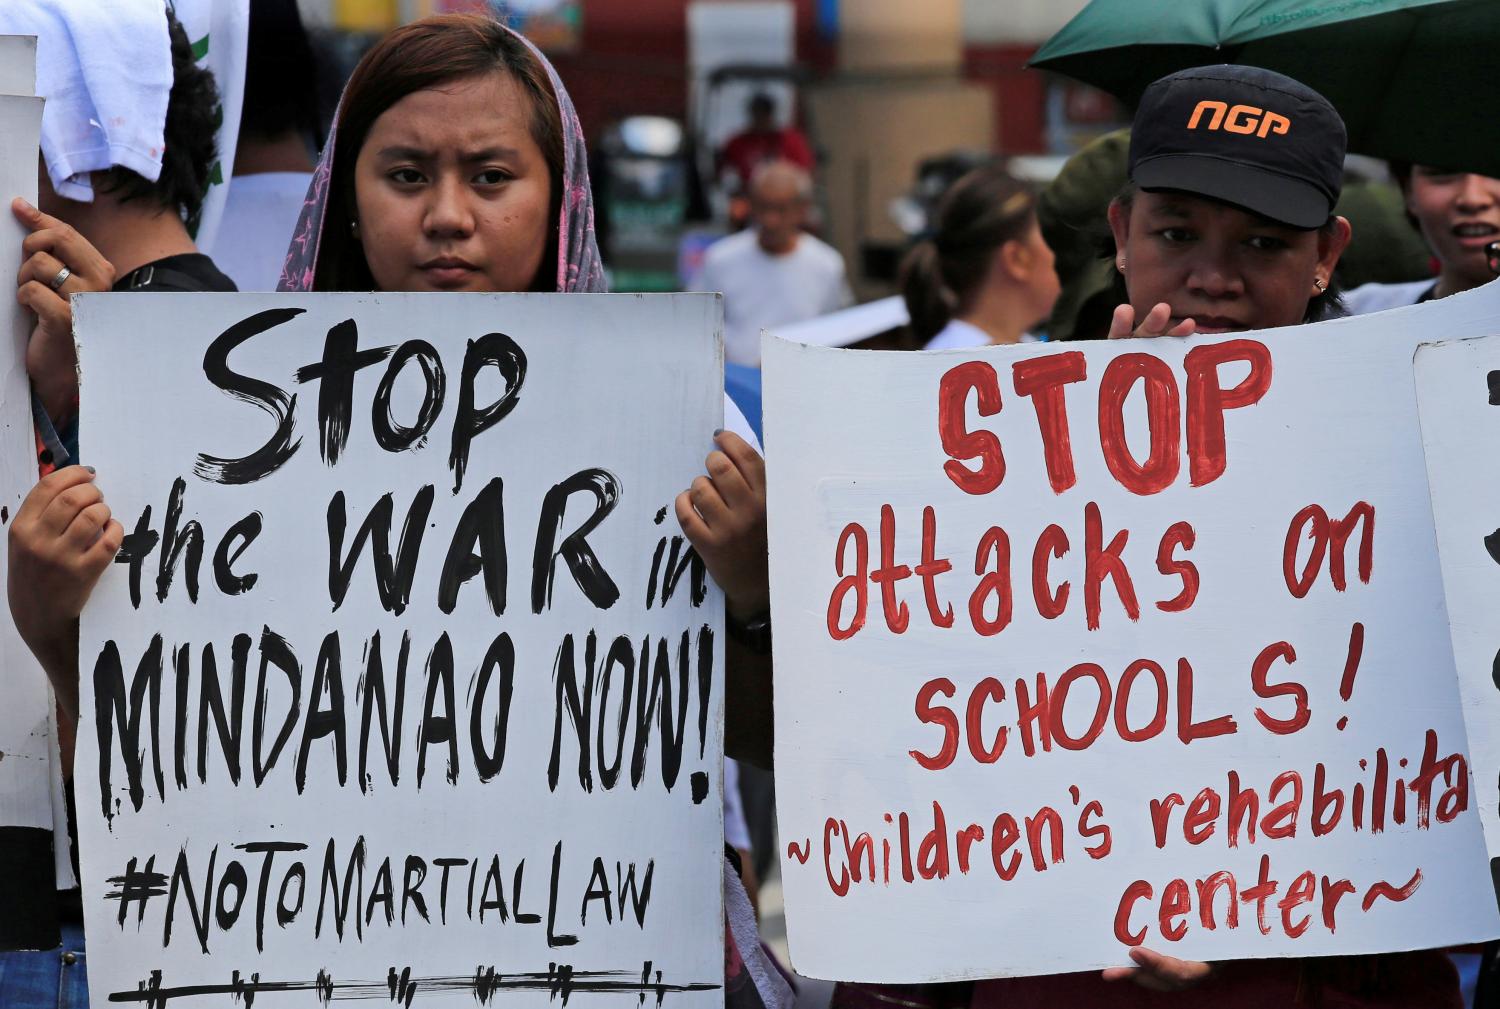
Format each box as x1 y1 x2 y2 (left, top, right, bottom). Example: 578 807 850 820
900 164 1060 350
692 160 851 367
925 318 1044 350
203 0 319 292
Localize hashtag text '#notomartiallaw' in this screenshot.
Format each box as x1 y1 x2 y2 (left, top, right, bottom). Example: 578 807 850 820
105 837 657 954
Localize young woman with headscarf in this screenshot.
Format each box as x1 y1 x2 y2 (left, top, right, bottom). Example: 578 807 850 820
8 15 787 1007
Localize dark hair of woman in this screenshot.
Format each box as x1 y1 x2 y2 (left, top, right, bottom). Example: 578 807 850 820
899 165 1037 343
314 14 565 292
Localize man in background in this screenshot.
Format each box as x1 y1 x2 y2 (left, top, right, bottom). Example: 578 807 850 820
719 92 814 195
693 160 850 368
202 0 321 291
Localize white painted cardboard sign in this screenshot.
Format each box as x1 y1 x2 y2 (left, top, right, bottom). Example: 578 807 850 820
1415 328 1500 906
0 49 70 944
0 32 79 895
763 281 1500 982
75 293 725 1006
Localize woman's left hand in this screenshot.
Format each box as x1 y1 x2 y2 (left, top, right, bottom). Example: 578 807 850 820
1101 947 1217 992
675 430 768 619
12 198 116 424
1107 302 1196 340
7 465 124 721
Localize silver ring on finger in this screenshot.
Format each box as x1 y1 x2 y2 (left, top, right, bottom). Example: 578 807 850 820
47 265 71 291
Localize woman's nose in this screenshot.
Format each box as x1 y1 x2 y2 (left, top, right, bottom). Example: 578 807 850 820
1185 253 1245 298
425 176 475 237
1455 174 1497 211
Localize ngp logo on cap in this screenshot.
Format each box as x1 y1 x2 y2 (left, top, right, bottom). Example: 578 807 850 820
1187 101 1290 139
1128 66 1346 229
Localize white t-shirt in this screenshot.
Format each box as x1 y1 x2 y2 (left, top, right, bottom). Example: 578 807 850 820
924 318 1042 350
723 758 752 852
1342 279 1434 317
693 229 852 368
203 171 314 292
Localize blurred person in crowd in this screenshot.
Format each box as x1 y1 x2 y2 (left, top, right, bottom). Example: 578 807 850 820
719 91 814 195
901 164 1059 349
1038 128 1131 342
693 159 850 367
202 0 321 291
1344 165 1500 314
8 4 234 466
724 759 760 915
7 14 788 1008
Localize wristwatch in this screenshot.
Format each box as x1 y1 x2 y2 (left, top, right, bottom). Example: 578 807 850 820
726 608 772 654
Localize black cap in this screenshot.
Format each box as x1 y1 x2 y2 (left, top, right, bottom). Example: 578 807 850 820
1129 65 1346 229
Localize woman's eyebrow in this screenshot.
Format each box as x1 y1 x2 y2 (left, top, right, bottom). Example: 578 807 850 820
374 144 522 162
1146 201 1192 219
460 146 522 162
375 145 431 161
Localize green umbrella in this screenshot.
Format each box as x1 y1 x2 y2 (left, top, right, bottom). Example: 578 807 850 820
1031 0 1500 176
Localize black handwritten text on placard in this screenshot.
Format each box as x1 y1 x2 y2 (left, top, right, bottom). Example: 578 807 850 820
76 294 727 1006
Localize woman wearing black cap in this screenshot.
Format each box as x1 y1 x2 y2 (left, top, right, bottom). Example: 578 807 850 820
1011 64 1452 1009
1105 65 1352 342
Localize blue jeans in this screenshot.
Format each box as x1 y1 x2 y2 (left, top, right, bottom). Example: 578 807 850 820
0 923 87 1009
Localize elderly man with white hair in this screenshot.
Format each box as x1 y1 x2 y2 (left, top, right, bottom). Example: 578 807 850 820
692 160 851 368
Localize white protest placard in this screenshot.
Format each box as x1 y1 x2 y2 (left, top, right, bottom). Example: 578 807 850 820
0 30 82 896
75 292 725 1006
763 281 1500 982
0 50 68 945
1416 329 1500 903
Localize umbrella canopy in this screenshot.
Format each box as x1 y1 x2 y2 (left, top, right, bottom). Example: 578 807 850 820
1031 0 1500 176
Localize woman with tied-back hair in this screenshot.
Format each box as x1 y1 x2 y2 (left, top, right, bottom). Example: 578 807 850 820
7 14 788 1008
901 165 1061 350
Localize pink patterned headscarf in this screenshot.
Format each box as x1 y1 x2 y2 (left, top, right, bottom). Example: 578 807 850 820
277 18 605 295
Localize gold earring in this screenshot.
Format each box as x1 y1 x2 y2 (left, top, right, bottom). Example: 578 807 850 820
1116 257 1126 273
1313 277 1327 293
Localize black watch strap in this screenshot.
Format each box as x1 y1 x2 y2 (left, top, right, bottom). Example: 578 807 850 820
726 608 772 653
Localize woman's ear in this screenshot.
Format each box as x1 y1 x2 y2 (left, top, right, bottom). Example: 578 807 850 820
1317 215 1353 279
996 237 1031 282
